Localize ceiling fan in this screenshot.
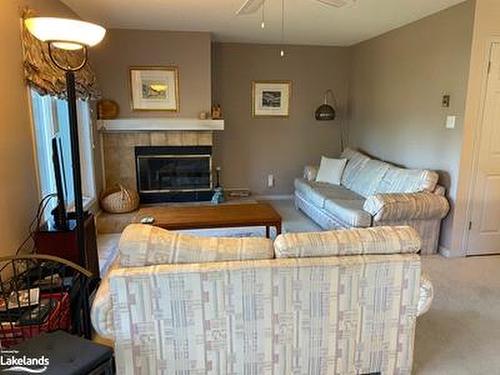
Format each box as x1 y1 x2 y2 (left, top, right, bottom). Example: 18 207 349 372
236 0 356 15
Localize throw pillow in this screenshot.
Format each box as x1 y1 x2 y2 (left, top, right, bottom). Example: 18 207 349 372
315 156 347 185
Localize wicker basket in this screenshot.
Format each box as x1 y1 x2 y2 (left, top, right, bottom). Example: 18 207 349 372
100 185 139 214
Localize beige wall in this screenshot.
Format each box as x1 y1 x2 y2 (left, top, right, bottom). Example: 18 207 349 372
91 29 212 119
348 1 475 249
0 0 76 256
213 43 352 196
451 0 500 256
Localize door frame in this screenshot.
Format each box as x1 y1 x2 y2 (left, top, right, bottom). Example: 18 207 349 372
463 38 500 255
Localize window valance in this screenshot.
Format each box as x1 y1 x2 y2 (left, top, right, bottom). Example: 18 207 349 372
21 10 101 100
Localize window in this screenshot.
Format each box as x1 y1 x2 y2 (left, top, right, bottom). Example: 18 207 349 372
30 89 96 220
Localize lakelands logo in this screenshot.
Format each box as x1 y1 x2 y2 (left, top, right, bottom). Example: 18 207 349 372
0 350 49 373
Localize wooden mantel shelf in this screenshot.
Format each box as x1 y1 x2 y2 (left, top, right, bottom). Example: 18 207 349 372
97 118 224 132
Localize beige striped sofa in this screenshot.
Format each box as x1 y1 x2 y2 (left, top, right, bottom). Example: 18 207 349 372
91 224 433 375
295 148 450 254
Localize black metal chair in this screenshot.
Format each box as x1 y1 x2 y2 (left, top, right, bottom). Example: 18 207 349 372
0 254 113 374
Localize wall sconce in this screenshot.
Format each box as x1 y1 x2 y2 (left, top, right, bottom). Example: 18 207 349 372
315 89 337 121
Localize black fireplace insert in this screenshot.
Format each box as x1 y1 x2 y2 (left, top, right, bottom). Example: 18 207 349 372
135 146 213 203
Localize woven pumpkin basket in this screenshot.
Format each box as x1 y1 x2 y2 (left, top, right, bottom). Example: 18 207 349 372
100 184 139 214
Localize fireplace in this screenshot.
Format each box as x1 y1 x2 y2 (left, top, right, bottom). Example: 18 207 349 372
135 146 213 203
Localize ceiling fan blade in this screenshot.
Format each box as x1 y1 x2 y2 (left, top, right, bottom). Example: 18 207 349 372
313 0 355 7
236 0 266 15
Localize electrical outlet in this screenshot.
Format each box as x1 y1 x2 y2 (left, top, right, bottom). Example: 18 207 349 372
442 95 451 108
267 174 274 188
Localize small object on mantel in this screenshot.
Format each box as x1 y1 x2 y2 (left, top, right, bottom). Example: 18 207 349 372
211 104 223 120
97 99 119 119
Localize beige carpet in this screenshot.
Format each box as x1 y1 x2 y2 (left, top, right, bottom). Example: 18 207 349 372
97 199 500 373
414 255 500 374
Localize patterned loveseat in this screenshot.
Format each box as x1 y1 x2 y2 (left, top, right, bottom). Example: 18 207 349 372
295 148 450 254
92 224 433 375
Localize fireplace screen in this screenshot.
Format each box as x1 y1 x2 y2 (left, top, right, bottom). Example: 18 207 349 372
136 147 212 194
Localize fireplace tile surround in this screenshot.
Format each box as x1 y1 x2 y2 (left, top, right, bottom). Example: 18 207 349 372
101 131 213 192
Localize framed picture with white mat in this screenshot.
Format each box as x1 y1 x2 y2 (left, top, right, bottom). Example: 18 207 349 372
252 81 291 118
129 66 179 111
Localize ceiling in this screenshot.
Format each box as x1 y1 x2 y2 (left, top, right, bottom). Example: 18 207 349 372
61 0 467 46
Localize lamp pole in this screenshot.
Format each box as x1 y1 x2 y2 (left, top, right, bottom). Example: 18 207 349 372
65 70 87 271
47 43 88 271
47 47 91 339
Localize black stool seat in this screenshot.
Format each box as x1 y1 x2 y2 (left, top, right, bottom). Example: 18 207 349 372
4 330 113 375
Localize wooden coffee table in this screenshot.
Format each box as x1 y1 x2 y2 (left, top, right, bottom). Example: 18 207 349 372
135 203 282 238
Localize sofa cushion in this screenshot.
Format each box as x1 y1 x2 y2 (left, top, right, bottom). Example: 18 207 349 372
274 226 421 258
119 224 274 267
324 198 371 227
295 178 363 208
340 148 371 189
376 166 439 194
349 159 391 198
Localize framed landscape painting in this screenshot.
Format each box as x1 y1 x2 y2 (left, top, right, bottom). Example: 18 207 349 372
252 81 291 117
129 66 179 111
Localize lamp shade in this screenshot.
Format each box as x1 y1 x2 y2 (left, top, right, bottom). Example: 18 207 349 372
24 17 106 50
315 104 336 121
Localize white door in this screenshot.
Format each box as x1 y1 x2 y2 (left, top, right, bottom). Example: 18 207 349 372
467 42 500 255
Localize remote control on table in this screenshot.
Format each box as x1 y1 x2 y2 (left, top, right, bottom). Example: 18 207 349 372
140 216 155 224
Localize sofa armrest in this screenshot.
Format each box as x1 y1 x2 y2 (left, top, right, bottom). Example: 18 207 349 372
418 273 434 316
90 257 120 340
363 192 450 222
303 165 319 181
91 276 114 340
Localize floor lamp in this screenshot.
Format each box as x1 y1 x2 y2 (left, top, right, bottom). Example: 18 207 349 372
24 18 106 271
315 89 346 151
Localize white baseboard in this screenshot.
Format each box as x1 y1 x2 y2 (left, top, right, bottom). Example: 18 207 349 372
439 245 466 258
438 245 452 257
254 194 294 201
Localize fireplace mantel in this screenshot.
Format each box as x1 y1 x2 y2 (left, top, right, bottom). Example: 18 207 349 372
97 118 224 132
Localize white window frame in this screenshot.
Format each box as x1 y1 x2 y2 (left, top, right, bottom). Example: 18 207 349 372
29 88 97 220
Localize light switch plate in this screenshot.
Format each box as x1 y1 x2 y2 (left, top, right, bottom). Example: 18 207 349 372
446 115 456 129
267 174 274 188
